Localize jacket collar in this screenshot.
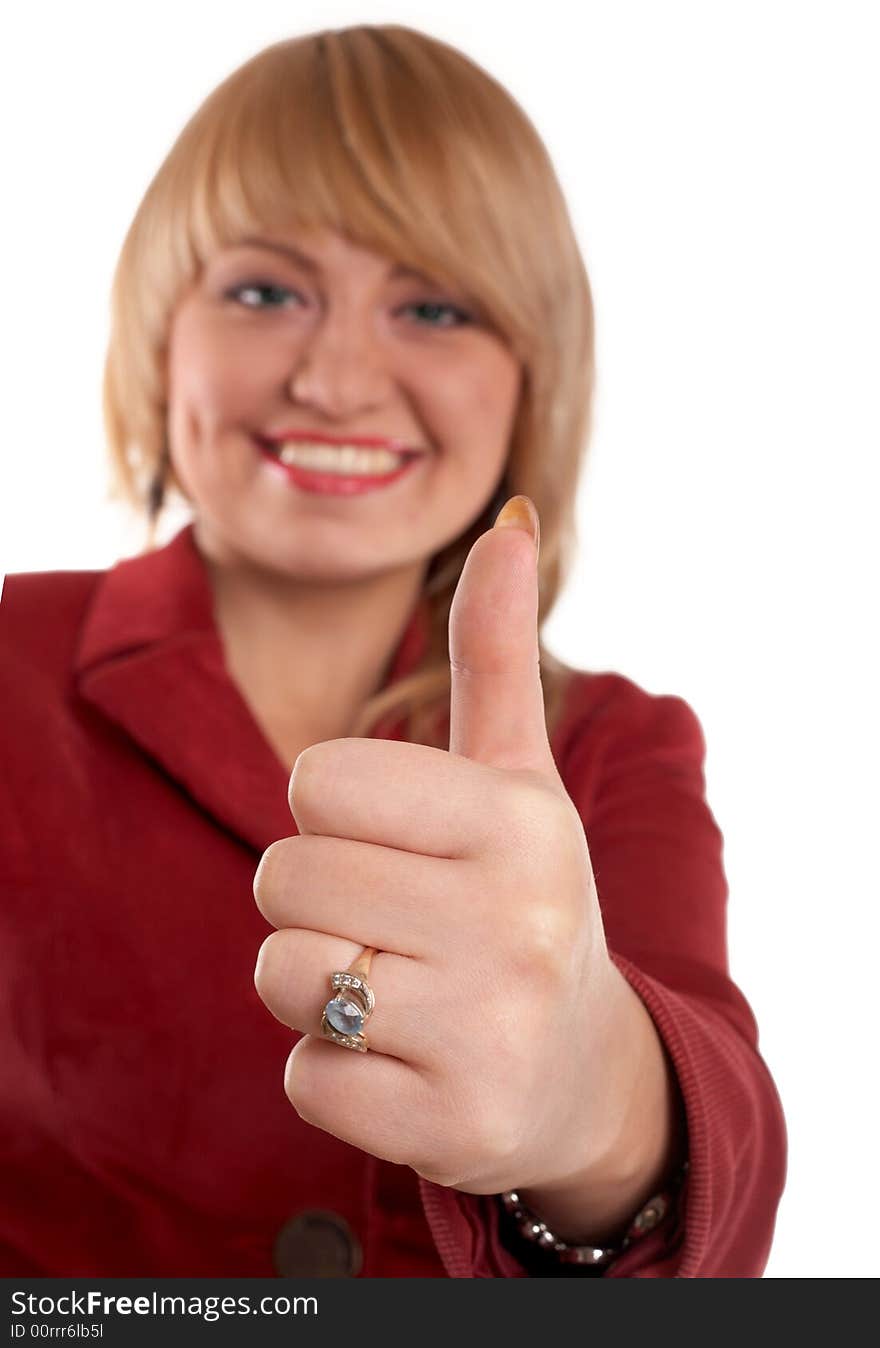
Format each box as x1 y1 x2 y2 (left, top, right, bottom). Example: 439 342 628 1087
74 522 430 855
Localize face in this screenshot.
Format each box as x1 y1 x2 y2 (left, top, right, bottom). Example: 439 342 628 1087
165 225 523 584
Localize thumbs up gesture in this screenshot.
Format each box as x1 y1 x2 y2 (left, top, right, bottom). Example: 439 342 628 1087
253 498 667 1220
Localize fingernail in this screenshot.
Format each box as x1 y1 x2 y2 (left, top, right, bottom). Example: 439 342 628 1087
494 494 540 555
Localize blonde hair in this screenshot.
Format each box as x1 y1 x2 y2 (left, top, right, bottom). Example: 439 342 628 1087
102 24 596 748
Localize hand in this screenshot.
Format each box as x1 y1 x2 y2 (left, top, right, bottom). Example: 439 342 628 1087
252 497 625 1199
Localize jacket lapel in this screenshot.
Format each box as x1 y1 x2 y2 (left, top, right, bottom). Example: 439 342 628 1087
73 523 430 855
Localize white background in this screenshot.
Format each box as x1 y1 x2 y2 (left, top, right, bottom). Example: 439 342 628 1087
2 1 877 1277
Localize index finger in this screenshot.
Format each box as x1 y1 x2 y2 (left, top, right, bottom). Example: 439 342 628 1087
288 738 532 859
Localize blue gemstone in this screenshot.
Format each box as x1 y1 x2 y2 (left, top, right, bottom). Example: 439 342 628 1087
326 997 364 1036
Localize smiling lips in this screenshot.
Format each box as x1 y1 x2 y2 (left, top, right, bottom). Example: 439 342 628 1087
257 425 424 475
265 440 413 475
255 435 422 495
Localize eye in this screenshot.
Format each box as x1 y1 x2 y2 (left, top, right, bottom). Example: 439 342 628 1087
222 279 473 327
224 280 302 309
401 300 473 329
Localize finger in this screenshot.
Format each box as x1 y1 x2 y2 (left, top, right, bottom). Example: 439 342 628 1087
288 738 519 859
254 928 449 1066
448 495 562 782
254 833 478 956
284 1035 443 1176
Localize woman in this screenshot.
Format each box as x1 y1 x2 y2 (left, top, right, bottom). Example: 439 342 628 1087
0 24 785 1277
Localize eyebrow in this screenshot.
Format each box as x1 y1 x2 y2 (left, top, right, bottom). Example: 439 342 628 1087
235 236 437 286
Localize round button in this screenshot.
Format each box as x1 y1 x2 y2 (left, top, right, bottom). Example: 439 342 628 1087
273 1210 363 1278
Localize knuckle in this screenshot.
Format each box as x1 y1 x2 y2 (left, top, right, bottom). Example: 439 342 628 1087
506 898 574 983
287 743 321 815
501 781 570 875
252 839 284 916
253 929 288 1001
284 1042 320 1123
286 1071 319 1128
507 776 549 832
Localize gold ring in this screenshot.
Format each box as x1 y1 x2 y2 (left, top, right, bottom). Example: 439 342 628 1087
321 947 377 1053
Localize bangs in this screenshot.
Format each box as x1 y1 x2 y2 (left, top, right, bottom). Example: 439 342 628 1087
174 30 547 358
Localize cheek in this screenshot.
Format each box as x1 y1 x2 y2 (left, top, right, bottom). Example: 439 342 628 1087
168 307 263 424
457 369 521 491
418 351 520 446
166 328 248 489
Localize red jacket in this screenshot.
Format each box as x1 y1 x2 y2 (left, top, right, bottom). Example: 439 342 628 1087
0 523 786 1277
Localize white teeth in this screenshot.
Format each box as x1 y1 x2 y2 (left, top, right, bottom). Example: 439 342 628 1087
274 442 407 475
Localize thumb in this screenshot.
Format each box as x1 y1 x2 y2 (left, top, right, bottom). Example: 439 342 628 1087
448 495 559 780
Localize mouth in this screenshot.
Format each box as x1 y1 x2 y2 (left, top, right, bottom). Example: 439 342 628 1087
254 436 424 496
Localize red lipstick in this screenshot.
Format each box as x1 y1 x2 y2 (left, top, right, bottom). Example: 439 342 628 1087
255 435 424 496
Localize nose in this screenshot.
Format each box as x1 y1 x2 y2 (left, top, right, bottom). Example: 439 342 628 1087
288 305 390 420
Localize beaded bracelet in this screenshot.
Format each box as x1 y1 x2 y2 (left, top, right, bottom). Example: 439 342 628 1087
500 1161 688 1267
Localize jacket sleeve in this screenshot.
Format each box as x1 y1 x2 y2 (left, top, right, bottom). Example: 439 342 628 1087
418 677 787 1277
